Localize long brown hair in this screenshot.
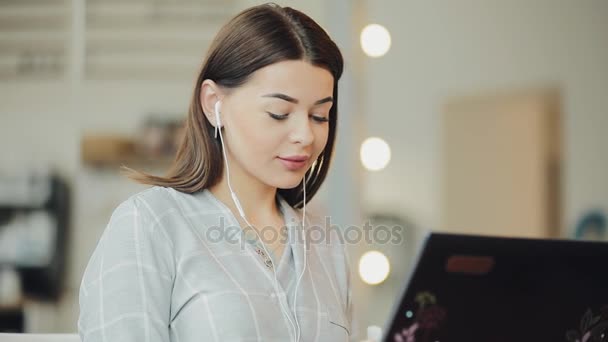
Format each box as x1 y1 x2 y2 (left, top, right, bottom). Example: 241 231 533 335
123 3 344 208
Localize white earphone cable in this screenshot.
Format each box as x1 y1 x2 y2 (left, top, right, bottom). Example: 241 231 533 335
216 103 304 342
293 175 308 341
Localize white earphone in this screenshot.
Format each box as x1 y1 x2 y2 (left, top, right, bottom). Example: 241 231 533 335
214 101 222 138
214 100 308 342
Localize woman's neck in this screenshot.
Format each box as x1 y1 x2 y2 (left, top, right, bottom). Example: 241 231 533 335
209 174 282 226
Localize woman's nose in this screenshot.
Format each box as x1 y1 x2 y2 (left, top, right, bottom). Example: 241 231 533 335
289 115 314 145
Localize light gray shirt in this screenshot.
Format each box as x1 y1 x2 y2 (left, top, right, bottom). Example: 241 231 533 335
78 186 353 342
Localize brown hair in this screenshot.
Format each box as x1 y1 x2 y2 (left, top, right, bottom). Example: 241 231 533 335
123 3 344 208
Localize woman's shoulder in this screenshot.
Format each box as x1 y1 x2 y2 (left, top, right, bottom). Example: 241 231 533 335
117 185 219 217
106 186 174 224
122 185 182 212
97 186 231 259
101 187 176 240
108 186 225 239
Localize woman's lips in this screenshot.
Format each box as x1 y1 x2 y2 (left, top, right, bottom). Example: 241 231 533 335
278 156 309 170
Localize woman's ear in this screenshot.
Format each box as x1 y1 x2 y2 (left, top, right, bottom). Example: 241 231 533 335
200 80 223 128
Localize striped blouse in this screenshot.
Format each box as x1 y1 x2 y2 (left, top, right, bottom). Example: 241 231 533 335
78 186 353 342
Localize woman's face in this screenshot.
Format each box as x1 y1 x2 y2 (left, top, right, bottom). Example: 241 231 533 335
219 59 334 190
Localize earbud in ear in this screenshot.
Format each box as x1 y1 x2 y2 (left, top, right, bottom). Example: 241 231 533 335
214 101 222 138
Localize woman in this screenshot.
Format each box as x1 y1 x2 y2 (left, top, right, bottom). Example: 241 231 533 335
78 3 352 342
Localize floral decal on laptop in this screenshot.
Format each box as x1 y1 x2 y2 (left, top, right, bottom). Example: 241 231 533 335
393 291 447 342
566 306 608 342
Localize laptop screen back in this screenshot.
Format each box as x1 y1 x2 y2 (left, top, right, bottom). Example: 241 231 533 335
384 233 608 342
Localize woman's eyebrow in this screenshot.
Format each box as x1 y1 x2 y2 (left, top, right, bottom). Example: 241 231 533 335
261 93 333 106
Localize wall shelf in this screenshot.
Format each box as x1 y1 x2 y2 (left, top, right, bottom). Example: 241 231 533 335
81 134 174 169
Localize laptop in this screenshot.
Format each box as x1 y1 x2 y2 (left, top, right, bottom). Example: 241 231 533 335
383 232 608 342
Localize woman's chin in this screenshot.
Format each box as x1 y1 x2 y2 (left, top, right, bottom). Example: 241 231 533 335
273 175 306 190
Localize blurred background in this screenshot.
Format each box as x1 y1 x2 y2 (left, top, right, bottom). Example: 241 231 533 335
1 0 607 338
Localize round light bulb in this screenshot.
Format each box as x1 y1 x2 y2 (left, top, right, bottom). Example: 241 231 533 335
358 250 390 285
360 137 391 171
360 24 391 57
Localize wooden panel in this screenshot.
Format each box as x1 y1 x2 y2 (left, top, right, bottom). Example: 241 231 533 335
441 88 561 238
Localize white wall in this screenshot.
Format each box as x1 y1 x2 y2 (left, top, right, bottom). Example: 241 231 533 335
362 0 608 235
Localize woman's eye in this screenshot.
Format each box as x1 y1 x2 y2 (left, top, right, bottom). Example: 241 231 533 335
267 112 289 120
311 115 329 123
267 112 328 123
